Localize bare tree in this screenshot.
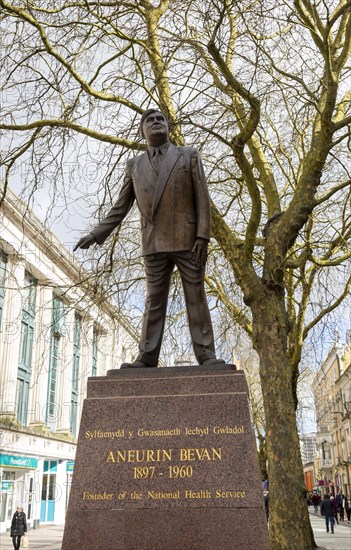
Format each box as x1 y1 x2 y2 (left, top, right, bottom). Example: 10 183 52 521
1 1 351 548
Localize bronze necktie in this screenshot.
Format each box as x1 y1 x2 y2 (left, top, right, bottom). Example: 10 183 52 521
152 149 162 174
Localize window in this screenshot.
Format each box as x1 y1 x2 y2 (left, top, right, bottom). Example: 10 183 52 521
91 329 98 376
0 250 8 332
17 272 37 425
47 334 60 429
71 313 81 436
46 295 65 431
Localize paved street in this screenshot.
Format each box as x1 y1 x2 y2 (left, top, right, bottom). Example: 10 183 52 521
0 513 350 549
310 512 351 550
0 525 64 550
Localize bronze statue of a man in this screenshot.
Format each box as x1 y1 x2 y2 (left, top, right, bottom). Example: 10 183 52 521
74 109 224 369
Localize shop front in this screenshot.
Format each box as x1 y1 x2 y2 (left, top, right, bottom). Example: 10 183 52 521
1 453 75 533
0 454 39 533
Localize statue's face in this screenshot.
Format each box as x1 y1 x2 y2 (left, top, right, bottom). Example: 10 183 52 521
142 111 169 145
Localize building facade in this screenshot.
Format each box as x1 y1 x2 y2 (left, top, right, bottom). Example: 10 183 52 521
300 433 318 493
300 433 318 465
312 338 351 497
0 189 139 532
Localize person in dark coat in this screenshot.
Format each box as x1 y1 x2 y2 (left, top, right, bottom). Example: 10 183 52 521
345 495 351 523
311 492 320 513
339 493 345 521
263 490 269 521
320 494 335 533
330 495 339 524
10 506 27 550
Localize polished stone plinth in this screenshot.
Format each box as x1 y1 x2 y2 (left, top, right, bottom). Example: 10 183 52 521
62 364 269 549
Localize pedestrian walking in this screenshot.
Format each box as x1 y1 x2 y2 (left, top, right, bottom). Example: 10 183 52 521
345 495 350 523
335 491 344 521
311 492 320 513
339 493 346 522
263 490 269 522
10 505 27 550
330 495 339 525
320 494 335 534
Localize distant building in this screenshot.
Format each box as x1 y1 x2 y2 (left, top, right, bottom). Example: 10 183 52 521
300 432 318 492
312 339 351 496
0 188 139 532
300 433 317 465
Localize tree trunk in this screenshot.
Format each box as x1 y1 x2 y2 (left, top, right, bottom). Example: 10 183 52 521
252 295 316 550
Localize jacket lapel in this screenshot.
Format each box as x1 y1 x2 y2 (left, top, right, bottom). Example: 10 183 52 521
140 153 156 190
152 144 181 218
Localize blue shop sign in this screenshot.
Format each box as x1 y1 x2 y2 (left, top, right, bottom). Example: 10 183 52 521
66 461 74 472
0 454 38 469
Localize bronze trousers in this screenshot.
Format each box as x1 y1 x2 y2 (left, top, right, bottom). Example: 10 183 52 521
137 251 216 367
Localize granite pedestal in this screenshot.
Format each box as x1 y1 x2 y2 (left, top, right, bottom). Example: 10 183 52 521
62 364 269 549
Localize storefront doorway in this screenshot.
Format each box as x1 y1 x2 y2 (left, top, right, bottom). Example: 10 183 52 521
40 460 57 522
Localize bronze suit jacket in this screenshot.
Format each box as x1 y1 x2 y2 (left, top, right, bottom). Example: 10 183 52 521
91 144 211 256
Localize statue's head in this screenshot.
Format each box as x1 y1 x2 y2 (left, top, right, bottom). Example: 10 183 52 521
139 109 169 145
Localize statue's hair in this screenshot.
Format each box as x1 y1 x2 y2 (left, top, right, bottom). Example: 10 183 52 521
139 108 168 137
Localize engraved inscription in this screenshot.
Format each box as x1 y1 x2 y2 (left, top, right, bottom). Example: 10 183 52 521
79 418 249 508
84 425 246 439
83 491 114 500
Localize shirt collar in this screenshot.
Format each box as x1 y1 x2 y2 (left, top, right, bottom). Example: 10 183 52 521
148 141 170 157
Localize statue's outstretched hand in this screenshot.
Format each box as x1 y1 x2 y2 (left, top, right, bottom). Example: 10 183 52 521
73 233 97 252
191 238 208 268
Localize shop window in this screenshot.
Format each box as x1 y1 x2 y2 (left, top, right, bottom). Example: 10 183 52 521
41 474 47 501
1 472 16 522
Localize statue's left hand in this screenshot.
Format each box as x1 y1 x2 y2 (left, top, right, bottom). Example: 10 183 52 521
191 238 208 267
